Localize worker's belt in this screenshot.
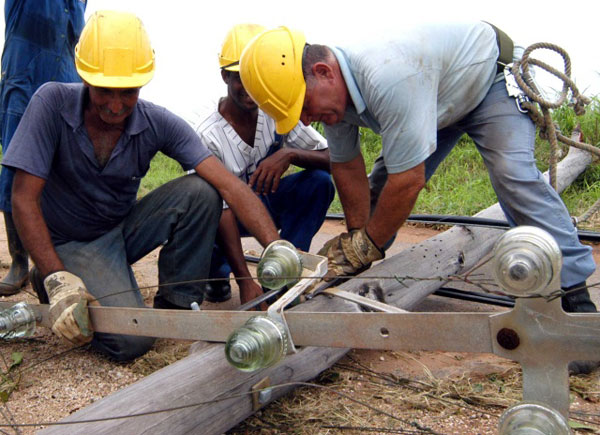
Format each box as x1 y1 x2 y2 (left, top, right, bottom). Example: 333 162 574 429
484 21 514 74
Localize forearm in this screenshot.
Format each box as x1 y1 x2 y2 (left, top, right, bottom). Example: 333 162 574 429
217 209 253 283
366 163 425 248
331 155 370 230
287 148 331 172
223 190 279 247
196 156 279 247
12 178 64 276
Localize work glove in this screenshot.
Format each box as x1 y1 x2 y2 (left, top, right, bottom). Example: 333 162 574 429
318 228 384 280
44 271 95 346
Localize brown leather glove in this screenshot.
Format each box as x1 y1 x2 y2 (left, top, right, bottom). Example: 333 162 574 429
44 271 95 345
318 228 384 279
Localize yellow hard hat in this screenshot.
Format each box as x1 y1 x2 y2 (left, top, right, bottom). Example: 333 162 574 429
219 24 266 71
240 26 306 134
75 11 155 88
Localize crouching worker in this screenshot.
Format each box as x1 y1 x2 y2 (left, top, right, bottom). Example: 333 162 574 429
1 11 283 361
195 24 334 305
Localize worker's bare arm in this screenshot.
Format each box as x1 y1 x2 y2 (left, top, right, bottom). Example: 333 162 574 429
331 153 371 231
216 208 265 306
11 169 65 276
366 162 425 248
195 156 279 247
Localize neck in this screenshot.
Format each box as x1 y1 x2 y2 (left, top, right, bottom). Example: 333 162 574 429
219 96 257 127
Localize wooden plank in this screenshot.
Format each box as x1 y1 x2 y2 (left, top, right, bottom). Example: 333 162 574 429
41 146 591 434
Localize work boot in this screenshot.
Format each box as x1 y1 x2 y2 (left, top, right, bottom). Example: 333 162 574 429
561 282 597 313
29 266 49 304
204 280 232 303
561 282 600 375
152 294 192 310
0 212 29 295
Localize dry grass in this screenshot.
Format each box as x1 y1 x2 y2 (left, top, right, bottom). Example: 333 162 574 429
233 352 600 434
129 339 192 376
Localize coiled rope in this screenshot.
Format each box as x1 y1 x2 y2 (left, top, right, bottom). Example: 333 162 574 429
511 42 600 224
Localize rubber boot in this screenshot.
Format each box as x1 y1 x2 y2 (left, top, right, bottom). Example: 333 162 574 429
561 282 597 314
204 280 232 303
0 212 29 295
561 282 600 375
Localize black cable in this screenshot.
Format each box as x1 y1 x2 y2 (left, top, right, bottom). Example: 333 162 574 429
325 213 600 242
433 287 515 307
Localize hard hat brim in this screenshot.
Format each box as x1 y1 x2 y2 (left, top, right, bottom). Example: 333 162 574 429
275 81 305 134
77 70 154 89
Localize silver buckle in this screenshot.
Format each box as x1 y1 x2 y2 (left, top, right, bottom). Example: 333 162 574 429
504 63 529 114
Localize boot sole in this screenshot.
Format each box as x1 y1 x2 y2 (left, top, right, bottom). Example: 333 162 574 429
0 276 29 296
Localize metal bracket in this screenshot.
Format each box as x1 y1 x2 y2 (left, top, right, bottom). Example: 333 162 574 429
266 251 327 354
251 376 271 411
322 287 406 313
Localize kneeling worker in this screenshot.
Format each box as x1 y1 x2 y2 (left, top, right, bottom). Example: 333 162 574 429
1 12 288 361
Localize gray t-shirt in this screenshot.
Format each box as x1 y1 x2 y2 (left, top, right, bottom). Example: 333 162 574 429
324 21 499 174
2 82 211 244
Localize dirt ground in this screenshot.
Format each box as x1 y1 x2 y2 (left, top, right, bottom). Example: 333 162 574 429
0 219 599 434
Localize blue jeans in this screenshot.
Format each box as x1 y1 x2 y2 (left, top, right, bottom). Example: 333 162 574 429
54 174 221 361
210 169 334 279
369 80 595 288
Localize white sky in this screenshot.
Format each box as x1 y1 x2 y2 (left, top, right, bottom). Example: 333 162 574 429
2 0 599 120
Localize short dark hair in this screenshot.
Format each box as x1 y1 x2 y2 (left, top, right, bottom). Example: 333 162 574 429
302 44 331 78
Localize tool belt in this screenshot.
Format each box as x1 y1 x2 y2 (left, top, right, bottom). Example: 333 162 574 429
484 22 514 73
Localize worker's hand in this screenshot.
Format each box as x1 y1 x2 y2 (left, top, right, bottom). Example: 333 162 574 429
239 279 268 311
248 149 292 195
317 228 384 280
44 271 96 345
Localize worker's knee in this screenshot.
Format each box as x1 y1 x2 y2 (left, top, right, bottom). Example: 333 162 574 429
177 174 220 202
92 332 156 362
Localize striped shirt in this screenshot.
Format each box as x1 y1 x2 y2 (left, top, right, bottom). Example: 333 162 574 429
195 106 327 207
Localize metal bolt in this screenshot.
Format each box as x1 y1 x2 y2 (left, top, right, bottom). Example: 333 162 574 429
258 388 272 404
497 328 520 350
508 261 529 281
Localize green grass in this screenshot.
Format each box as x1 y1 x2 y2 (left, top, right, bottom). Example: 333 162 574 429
139 102 600 227
1 102 592 227
138 152 185 197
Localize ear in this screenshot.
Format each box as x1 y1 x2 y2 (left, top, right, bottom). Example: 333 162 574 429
220 69 229 84
312 62 335 80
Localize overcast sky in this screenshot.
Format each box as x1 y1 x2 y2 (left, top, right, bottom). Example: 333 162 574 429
2 0 598 121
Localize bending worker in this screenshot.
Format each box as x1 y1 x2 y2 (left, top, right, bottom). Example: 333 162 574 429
239 23 598 372
0 0 86 295
195 24 334 305
1 11 290 361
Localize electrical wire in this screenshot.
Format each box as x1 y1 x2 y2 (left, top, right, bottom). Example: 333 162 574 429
0 381 441 433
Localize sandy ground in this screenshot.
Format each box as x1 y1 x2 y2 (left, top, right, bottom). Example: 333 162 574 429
0 218 599 434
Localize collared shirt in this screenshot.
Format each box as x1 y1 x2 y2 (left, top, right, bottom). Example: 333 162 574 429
0 0 86 120
2 82 211 244
323 21 498 174
195 106 327 207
